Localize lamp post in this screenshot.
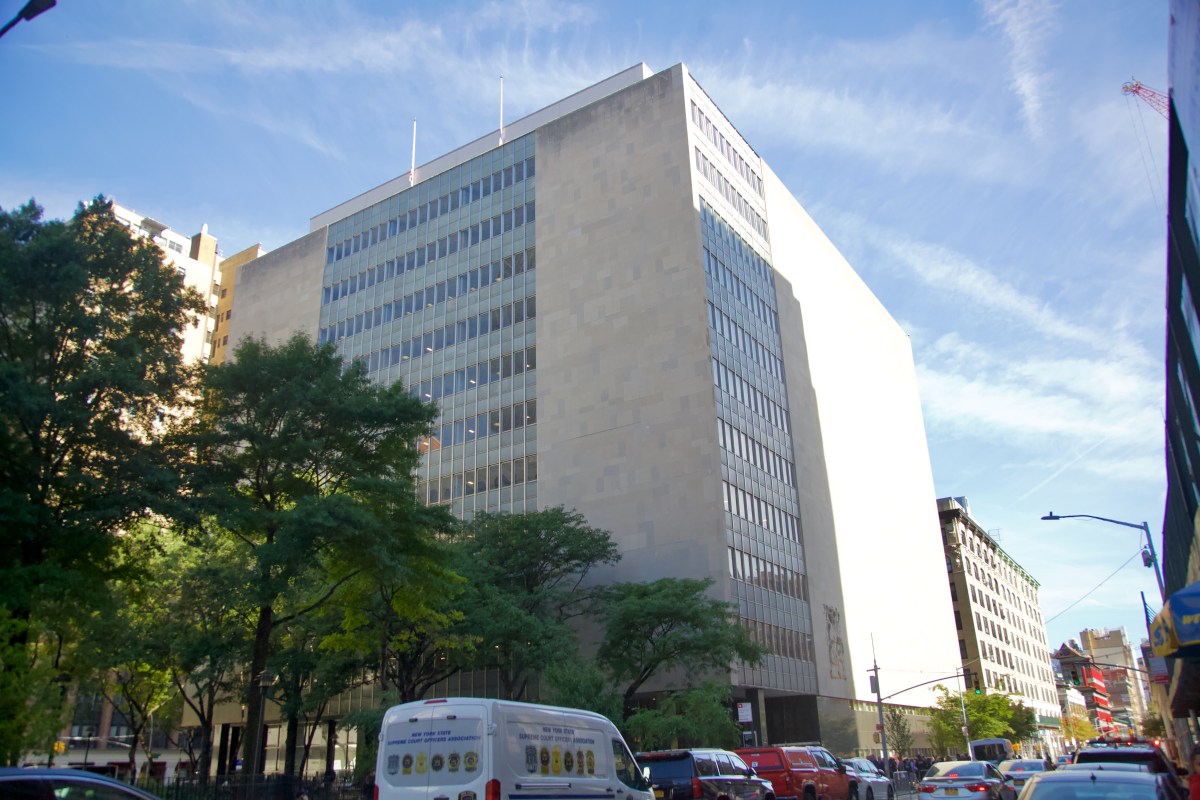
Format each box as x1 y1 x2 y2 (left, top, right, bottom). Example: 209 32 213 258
1041 512 1165 600
257 669 274 777
82 725 95 769
0 0 55 39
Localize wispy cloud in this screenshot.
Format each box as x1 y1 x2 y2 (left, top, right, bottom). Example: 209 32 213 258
979 0 1058 139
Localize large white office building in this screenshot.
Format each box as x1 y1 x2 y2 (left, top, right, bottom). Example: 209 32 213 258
226 62 961 750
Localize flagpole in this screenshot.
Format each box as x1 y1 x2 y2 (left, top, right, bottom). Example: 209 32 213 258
409 119 417 186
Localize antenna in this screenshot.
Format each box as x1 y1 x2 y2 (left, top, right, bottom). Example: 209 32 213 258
499 75 505 147
409 119 417 186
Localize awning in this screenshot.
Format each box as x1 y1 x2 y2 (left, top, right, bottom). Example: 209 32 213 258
1150 580 1200 658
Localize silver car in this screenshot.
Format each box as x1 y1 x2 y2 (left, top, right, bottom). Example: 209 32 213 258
1016 768 1175 800
845 758 894 800
918 761 1010 800
997 760 1050 795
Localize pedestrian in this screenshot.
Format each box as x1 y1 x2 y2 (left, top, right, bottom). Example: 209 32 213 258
1188 751 1200 800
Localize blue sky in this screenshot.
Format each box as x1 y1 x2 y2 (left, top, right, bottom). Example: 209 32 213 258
0 1 1170 662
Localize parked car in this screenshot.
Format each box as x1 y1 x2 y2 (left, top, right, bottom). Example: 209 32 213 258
1073 743 1177 776
996 760 1049 795
917 760 1010 800
1054 755 1073 768
1015 767 1176 800
844 758 892 800
0 767 162 799
736 745 855 800
639 749 775 800
1069 744 1185 800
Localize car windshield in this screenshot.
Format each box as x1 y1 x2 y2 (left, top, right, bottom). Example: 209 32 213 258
1075 752 1162 769
1058 764 1150 773
927 763 986 778
999 761 1047 772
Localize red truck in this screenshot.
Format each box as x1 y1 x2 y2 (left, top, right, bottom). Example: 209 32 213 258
736 746 858 800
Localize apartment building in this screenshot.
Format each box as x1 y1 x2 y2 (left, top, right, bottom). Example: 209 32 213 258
937 497 1063 755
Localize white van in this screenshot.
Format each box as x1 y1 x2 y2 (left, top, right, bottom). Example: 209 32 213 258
375 698 653 800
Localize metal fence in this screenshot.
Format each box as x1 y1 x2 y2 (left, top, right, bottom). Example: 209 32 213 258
891 770 918 794
126 774 369 800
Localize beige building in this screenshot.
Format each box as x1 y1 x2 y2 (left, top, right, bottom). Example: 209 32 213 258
209 242 266 364
1080 627 1149 735
111 203 221 365
938 497 1063 756
221 62 960 769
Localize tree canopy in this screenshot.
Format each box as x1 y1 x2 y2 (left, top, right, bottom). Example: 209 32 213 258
184 333 451 775
0 197 205 764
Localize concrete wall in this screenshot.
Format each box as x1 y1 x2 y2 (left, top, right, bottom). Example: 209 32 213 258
763 163 961 707
533 64 728 590
227 228 326 351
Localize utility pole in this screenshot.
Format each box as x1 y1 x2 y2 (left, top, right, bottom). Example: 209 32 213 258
870 638 889 774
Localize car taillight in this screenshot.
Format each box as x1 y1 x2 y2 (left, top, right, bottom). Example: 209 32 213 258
374 785 379 800
693 778 704 799
487 778 501 800
918 786 936 794
963 784 989 793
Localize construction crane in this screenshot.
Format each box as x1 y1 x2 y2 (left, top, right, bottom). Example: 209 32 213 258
1122 79 1169 119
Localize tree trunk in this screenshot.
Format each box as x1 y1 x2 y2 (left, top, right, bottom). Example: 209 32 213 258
242 604 274 776
284 713 299 777
198 720 213 783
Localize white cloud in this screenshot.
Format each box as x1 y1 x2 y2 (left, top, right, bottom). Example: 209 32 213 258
979 0 1058 139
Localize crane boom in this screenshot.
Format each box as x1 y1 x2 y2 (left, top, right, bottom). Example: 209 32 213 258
1122 79 1169 119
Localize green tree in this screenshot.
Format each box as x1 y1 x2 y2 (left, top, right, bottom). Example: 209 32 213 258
455 508 621 699
73 530 181 777
185 333 447 776
1061 709 1097 746
1141 714 1166 739
270 590 368 779
541 656 623 723
927 686 1013 755
623 683 742 750
1008 700 1038 744
157 532 250 782
884 706 914 758
0 611 68 766
594 578 766 718
0 198 204 763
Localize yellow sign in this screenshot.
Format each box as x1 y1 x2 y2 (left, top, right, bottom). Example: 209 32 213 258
53 741 66 755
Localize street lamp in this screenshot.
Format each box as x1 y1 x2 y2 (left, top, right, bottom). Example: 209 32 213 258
257 669 274 776
0 0 55 39
82 725 95 768
1041 512 1165 600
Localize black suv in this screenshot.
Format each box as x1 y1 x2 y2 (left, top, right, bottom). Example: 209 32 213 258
638 749 776 800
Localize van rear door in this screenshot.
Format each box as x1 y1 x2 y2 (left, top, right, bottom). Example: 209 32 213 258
380 701 489 800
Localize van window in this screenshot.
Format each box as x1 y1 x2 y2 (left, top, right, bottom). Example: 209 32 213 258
715 754 737 775
729 754 751 774
695 754 719 776
746 752 784 769
613 738 645 789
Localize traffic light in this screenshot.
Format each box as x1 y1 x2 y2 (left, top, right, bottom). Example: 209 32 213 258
973 677 982 694
962 668 973 690
1069 669 1081 686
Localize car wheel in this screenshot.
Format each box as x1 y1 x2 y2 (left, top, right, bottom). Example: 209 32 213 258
850 785 859 800
865 789 874 800
887 788 893 800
